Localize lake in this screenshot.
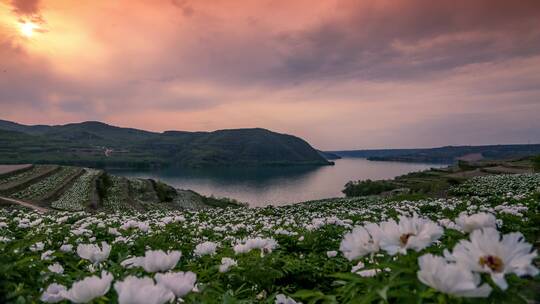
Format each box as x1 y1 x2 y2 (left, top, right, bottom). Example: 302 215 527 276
112 158 445 207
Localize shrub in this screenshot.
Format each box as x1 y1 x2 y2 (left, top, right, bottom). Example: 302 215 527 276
152 180 176 202
532 155 540 172
342 179 396 197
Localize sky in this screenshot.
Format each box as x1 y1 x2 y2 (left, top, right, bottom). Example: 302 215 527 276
1 0 539 150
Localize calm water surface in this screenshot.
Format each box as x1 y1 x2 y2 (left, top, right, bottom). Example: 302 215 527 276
113 158 445 207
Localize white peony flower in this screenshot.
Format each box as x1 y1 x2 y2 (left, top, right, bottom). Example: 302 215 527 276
417 254 492 297
275 294 299 304
30 241 45 252
444 228 538 290
41 250 55 261
41 283 67 303
155 271 197 297
114 276 174 304
219 257 237 273
233 237 278 255
355 269 379 277
339 223 381 261
326 250 338 258
48 263 64 274
108 227 121 236
77 242 111 264
379 215 443 255
60 244 73 252
62 271 113 303
351 261 365 274
121 250 181 273
194 241 218 257
455 212 497 233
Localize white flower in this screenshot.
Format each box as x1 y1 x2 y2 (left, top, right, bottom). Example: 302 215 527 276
77 242 111 264
326 250 338 258
339 223 381 261
219 257 237 273
155 271 197 297
41 250 55 261
379 215 443 255
455 212 497 233
62 271 113 303
275 294 299 304
438 218 461 231
30 241 45 252
417 254 492 297
114 276 174 304
194 241 218 257
138 222 150 232
60 244 73 252
355 269 379 277
233 237 278 255
41 283 67 303
108 227 121 236
48 263 64 274
121 250 181 273
444 228 538 290
351 261 365 273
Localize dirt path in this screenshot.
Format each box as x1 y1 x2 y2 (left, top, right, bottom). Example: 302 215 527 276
0 195 48 213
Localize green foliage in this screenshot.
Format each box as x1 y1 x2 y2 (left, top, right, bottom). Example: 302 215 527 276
342 179 397 197
532 155 540 172
457 160 475 170
0 120 330 168
96 172 112 199
152 180 177 202
201 195 247 208
0 172 539 303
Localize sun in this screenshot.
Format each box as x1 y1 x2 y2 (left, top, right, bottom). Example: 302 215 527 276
19 21 38 38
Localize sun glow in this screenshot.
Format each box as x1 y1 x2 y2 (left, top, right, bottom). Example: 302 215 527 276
20 21 38 37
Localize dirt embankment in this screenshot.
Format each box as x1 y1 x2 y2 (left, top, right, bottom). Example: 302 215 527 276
0 164 33 177
0 195 48 213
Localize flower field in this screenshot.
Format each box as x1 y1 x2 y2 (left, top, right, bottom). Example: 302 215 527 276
0 165 58 193
0 174 539 303
51 169 102 211
10 167 81 201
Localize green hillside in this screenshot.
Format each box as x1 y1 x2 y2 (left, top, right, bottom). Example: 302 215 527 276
0 120 330 168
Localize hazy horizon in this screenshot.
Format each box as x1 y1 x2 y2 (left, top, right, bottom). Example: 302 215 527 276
1 0 540 150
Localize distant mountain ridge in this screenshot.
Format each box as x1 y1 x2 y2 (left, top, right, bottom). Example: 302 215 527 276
329 144 540 163
0 119 331 168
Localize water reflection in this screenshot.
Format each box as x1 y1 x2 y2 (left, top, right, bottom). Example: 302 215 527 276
112 158 444 206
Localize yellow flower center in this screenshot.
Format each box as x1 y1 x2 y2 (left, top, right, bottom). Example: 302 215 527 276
479 255 504 272
400 233 414 246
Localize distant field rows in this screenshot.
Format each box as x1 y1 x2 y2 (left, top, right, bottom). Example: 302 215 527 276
0 165 59 194
11 167 82 202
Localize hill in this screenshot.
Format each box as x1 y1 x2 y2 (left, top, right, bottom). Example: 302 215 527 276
0 119 331 168
0 164 244 212
329 144 540 163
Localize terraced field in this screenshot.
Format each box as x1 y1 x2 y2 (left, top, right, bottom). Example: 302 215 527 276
0 164 238 212
0 165 59 194
51 169 102 211
101 175 134 212
10 166 82 202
